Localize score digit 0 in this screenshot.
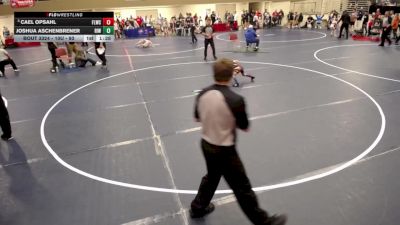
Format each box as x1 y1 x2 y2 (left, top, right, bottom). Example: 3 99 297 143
102 26 114 34
103 18 114 26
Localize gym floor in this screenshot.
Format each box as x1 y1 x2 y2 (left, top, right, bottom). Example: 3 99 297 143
1 28 400 225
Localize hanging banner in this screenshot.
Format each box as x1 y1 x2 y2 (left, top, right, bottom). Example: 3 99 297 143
11 0 35 8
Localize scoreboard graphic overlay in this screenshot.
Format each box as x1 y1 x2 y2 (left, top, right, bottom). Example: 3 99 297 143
14 12 115 42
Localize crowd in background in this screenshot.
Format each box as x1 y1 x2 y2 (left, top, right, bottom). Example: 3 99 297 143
111 7 398 39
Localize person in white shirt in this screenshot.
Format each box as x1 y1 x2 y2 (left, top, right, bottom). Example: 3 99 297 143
199 16 204 27
0 46 19 77
234 12 239 23
253 14 259 28
114 21 121 39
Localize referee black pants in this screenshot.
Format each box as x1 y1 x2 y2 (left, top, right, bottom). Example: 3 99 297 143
204 38 216 59
339 23 349 39
191 139 270 225
0 93 12 138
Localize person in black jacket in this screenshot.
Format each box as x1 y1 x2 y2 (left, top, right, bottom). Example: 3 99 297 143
298 13 304 28
0 91 12 141
190 24 198 44
210 11 216 25
338 11 351 39
190 58 287 225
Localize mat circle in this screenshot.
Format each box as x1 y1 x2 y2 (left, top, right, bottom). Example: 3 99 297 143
40 61 385 194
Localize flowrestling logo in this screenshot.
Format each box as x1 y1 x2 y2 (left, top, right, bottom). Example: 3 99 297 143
11 0 35 8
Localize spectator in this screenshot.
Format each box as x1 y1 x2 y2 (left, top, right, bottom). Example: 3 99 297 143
264 10 271 28
315 14 324 29
391 13 399 39
211 11 216 25
287 11 294 29
253 12 260 28
0 45 19 77
298 13 304 28
338 11 351 39
362 12 369 36
330 16 338 37
379 11 392 46
47 42 58 73
278 9 284 25
306 15 314 29
190 24 198 44
0 91 12 141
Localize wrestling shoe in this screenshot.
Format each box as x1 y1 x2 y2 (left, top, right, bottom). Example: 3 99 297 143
265 214 287 225
1 134 14 141
189 203 215 218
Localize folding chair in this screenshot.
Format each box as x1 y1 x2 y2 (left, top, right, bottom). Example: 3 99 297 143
229 33 241 51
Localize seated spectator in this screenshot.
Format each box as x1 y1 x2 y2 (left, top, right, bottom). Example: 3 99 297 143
306 16 314 29
245 25 259 51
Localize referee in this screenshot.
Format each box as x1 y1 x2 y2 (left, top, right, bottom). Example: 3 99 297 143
190 58 287 225
202 18 217 61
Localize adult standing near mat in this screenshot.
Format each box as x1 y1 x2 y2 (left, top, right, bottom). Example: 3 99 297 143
0 91 13 141
379 11 392 47
338 11 351 39
0 46 19 77
202 18 217 61
190 58 287 225
47 42 58 73
94 42 107 68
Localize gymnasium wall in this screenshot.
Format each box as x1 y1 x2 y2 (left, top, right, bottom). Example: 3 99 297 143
115 4 217 20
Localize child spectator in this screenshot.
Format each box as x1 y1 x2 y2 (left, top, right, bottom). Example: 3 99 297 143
330 17 338 37
315 14 324 29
